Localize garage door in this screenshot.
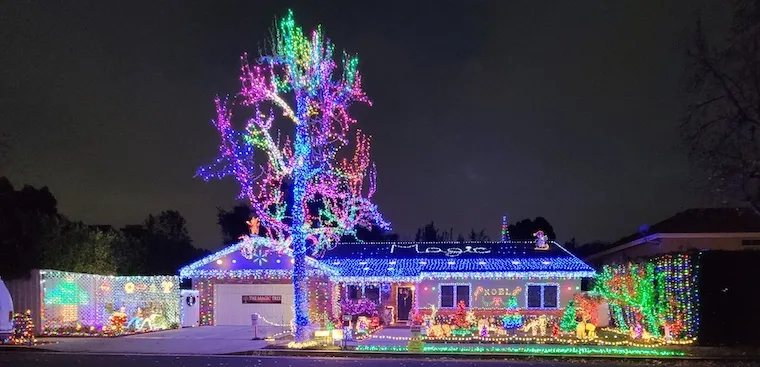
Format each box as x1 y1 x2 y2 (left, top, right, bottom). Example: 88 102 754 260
214 284 294 326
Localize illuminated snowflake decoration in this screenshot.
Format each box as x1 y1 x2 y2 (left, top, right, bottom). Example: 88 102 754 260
240 242 254 260
253 250 268 266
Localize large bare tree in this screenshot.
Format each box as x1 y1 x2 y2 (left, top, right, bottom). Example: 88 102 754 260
683 0 760 213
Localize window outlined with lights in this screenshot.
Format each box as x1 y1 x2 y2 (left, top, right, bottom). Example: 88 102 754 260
525 283 560 309
439 283 471 308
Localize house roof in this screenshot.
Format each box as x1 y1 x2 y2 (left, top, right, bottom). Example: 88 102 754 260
611 207 760 247
583 207 760 260
323 240 596 282
179 236 333 279
180 238 596 281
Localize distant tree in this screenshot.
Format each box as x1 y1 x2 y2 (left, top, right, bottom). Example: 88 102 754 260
42 219 119 275
217 204 255 245
468 228 491 241
0 178 60 279
119 210 210 275
415 221 450 242
145 210 207 275
456 233 466 242
682 0 760 214
115 225 150 275
507 217 557 241
564 238 577 251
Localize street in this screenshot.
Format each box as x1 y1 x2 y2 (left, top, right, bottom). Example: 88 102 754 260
2 352 759 367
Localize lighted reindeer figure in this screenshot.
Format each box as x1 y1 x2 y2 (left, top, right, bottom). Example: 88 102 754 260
521 315 549 336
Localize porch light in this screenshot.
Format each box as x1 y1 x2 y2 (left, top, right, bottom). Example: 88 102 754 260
216 260 223 265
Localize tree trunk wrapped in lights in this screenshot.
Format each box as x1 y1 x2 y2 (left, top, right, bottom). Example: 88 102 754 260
197 10 389 342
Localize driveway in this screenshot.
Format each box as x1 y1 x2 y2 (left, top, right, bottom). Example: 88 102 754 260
35 326 284 355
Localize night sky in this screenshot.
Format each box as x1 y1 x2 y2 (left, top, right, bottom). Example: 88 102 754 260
0 1 733 250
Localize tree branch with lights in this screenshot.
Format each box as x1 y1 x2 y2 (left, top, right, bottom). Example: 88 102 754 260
197 10 389 342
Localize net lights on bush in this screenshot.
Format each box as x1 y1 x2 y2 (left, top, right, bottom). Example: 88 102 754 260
592 254 698 341
196 9 389 342
355 344 686 357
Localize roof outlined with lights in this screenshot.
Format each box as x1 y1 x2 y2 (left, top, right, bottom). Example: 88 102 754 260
180 238 595 281
323 241 596 281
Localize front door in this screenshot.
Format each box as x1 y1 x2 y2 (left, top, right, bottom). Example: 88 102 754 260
396 287 413 321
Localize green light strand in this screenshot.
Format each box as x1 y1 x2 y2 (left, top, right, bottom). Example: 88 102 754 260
355 345 685 357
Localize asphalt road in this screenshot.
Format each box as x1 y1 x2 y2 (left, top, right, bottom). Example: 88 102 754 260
1 352 759 367
0 352 637 367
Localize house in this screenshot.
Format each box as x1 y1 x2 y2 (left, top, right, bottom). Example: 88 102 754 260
178 237 334 327
584 208 760 266
180 236 595 327
584 208 760 345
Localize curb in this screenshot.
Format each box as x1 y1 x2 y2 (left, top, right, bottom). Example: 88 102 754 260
225 348 760 361
0 346 47 353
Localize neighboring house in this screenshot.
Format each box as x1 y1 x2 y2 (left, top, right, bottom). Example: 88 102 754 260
180 237 595 326
584 208 760 266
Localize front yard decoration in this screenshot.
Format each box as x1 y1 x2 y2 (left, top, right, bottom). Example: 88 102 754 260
559 300 578 332
593 254 698 343
7 310 36 345
41 270 179 336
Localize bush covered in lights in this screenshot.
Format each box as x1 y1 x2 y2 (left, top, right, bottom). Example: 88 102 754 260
592 254 698 341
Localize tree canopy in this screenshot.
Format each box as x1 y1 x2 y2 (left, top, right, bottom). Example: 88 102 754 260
507 217 557 241
682 0 760 213
0 177 209 279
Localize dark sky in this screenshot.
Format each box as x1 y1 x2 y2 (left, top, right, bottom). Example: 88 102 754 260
0 1 733 250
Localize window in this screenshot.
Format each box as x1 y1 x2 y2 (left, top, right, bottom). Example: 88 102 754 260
348 285 361 300
526 284 559 309
742 239 760 247
440 284 470 308
365 285 380 303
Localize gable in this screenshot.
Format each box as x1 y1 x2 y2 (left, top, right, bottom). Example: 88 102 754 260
179 236 334 279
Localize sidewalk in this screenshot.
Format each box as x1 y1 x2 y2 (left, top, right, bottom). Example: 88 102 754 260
2 326 282 355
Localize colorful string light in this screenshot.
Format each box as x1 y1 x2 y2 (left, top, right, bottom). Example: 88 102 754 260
592 254 698 341
40 270 179 337
7 310 36 345
196 9 388 341
355 344 686 357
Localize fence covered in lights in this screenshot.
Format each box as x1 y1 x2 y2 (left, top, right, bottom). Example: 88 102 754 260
41 270 180 336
